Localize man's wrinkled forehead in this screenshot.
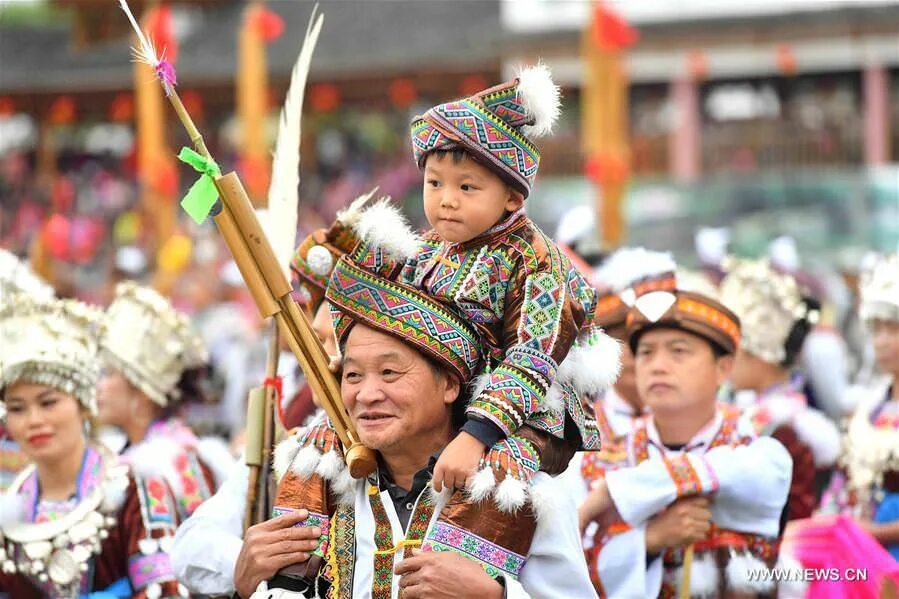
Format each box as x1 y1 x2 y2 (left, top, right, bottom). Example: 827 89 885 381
342 323 418 365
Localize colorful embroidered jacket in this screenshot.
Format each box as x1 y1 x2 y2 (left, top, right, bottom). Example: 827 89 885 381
397 209 600 447
0 443 185 598
589 405 793 598
819 378 899 558
737 377 840 523
121 418 219 520
267 422 596 599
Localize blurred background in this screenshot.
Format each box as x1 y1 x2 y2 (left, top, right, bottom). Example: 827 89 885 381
0 0 897 378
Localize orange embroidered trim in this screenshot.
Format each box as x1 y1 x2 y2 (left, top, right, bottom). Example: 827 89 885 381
676 297 740 349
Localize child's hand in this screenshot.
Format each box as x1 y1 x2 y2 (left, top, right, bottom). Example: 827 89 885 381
432 432 486 493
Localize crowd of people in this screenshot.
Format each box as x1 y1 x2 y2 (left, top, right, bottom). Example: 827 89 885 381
0 64 897 599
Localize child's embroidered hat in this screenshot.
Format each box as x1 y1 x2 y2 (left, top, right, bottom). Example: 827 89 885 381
411 64 560 198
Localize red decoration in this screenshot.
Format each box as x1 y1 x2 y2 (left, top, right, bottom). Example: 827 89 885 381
109 93 134 122
585 152 629 185
251 6 285 42
686 50 708 81
43 214 71 260
592 3 638 51
310 83 340 113
181 90 205 121
151 156 179 198
776 44 797 76
388 78 418 108
145 4 178 64
460 75 488 97
48 96 76 125
0 97 14 117
237 155 271 199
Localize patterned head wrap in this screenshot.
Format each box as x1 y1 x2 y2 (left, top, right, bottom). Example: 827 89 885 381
290 224 355 312
411 64 560 198
325 241 482 383
626 271 741 355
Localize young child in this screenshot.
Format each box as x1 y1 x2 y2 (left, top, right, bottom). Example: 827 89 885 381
339 64 622 501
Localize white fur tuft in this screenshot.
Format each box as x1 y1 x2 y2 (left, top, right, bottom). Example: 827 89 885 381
291 445 323 479
543 383 565 415
197 436 236 489
595 247 677 294
331 464 358 506
428 484 454 505
354 199 422 261
273 436 302 482
528 477 557 522
468 372 491 402
101 475 130 513
726 551 774 594
315 450 343 481
681 552 719 598
557 330 622 395
495 475 528 513
0 493 24 526
336 187 379 228
126 437 186 496
467 467 497 503
792 408 842 468
775 552 808 599
516 63 561 138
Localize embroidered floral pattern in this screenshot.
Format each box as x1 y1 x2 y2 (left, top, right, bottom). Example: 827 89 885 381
423 521 527 579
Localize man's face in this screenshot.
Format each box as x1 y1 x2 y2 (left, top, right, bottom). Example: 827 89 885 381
634 327 732 417
422 152 523 244
871 318 899 378
341 324 460 452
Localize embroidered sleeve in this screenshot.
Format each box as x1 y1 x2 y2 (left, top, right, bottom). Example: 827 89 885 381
466 244 586 437
605 454 719 526
122 474 186 598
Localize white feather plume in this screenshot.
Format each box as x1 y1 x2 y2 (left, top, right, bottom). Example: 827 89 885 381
595 247 676 293
267 8 324 280
685 552 720 597
354 199 423 261
118 0 159 68
516 63 561 138
126 437 186 496
467 372 491 402
726 551 774 594
336 187 379 227
528 476 557 522
331 465 358 506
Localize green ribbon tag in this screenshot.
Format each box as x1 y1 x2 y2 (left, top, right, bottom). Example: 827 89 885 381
177 147 221 224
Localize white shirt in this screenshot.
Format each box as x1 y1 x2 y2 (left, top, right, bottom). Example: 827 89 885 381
171 458 249 595
595 409 793 598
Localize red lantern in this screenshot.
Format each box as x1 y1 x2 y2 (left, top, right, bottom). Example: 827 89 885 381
585 152 629 185
0 97 14 117
388 78 418 108
592 3 638 51
310 83 340 113
251 6 285 42
43 214 71 261
151 156 179 198
109 93 134 122
686 50 708 81
48 96 76 125
776 44 797 76
459 75 488 97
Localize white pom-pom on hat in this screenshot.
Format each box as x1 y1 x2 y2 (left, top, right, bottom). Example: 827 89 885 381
516 62 561 138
